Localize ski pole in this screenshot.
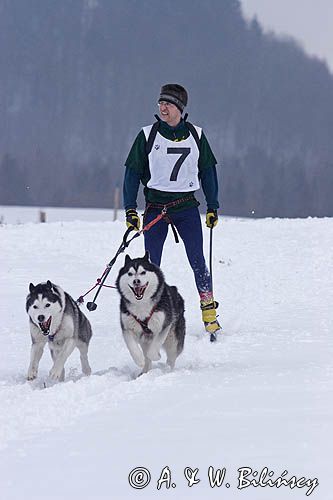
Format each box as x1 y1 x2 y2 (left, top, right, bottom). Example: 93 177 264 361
209 226 218 343
86 227 139 311
209 226 214 293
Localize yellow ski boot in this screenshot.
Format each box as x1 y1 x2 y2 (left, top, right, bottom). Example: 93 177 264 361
200 299 221 342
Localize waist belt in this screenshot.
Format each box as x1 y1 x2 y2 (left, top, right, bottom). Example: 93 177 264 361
143 195 194 243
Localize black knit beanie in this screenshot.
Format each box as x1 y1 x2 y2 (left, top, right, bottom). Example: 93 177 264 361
158 84 188 112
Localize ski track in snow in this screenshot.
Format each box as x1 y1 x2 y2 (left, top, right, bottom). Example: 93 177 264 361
0 210 332 499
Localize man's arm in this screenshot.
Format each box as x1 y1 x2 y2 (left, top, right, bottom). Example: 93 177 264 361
123 166 141 210
123 130 147 210
200 165 219 210
198 131 220 210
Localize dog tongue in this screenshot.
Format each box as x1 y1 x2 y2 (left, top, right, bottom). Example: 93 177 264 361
40 316 52 333
133 283 148 300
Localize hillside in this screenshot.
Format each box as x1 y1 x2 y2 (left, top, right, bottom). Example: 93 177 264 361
0 0 333 216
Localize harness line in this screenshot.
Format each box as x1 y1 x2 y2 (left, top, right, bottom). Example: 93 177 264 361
76 202 182 309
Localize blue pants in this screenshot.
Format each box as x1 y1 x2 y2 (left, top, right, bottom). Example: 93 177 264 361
143 206 211 294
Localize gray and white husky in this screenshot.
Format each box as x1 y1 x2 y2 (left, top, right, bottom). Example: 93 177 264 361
116 253 185 374
26 281 92 382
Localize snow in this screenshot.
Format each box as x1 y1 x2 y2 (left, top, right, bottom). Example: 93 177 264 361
0 206 332 500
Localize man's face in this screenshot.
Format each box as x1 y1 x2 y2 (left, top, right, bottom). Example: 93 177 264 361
158 101 182 127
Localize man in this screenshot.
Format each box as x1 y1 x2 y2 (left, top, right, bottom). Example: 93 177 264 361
123 83 221 337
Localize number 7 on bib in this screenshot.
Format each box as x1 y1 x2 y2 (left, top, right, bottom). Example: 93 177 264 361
167 147 191 181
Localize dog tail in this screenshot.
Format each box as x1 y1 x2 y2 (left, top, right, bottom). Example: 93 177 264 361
169 287 185 354
175 313 185 354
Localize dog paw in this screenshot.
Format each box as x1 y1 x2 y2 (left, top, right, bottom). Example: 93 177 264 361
27 368 37 380
49 367 64 381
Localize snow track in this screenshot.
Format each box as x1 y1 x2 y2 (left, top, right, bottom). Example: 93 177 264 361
0 210 332 499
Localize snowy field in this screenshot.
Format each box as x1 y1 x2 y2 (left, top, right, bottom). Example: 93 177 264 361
0 205 332 500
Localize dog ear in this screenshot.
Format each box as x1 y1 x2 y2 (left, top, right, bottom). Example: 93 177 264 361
29 283 35 293
144 251 150 262
46 280 52 288
125 254 131 266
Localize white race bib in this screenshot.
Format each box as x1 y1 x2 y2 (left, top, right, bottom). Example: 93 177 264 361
143 125 201 192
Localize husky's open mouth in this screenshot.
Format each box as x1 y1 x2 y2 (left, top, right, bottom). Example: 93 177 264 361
129 283 148 300
39 316 52 335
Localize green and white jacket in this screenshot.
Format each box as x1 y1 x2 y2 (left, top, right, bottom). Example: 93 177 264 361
123 117 219 212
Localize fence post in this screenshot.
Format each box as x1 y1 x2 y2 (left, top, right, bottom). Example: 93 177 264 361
113 186 120 221
39 210 46 223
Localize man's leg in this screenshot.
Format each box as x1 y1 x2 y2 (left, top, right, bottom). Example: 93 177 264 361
143 208 169 266
172 207 210 292
173 207 221 334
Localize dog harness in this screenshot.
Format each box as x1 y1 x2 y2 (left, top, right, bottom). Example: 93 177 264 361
129 304 158 337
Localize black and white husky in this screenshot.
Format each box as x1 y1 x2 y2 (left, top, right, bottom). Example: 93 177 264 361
26 281 92 382
116 253 185 374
